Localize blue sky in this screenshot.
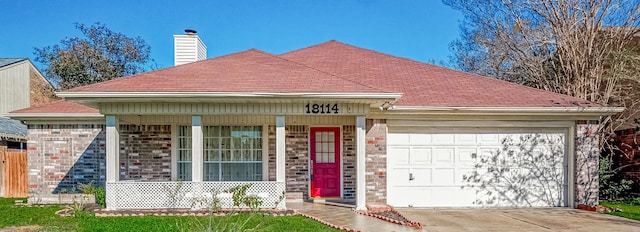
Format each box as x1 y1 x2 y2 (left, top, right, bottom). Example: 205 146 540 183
0 0 463 70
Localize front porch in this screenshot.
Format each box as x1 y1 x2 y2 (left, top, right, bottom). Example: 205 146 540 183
103 113 368 210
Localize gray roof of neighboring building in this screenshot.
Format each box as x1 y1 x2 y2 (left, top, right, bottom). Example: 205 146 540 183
0 116 27 140
0 58 27 68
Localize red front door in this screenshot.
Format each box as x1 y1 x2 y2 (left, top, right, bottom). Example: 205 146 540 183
310 127 341 198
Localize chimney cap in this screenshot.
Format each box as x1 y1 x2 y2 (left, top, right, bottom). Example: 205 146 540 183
184 29 197 34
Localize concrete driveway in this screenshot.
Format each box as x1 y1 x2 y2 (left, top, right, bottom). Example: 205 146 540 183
396 208 640 232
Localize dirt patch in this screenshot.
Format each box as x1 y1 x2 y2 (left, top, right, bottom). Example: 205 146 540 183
0 225 43 232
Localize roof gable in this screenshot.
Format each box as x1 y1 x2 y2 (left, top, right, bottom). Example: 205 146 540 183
280 41 595 107
67 49 386 94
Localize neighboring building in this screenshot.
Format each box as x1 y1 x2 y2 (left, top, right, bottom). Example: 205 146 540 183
0 117 26 149
9 31 622 210
613 32 640 189
0 58 55 198
0 58 55 116
0 58 55 147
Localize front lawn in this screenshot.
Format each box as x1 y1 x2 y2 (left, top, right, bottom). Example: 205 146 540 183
600 201 640 221
0 198 342 231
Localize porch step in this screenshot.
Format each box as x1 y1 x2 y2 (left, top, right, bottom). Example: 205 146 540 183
313 199 355 209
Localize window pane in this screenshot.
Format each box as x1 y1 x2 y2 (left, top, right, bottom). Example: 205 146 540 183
328 152 335 163
253 138 261 149
222 150 232 161
179 150 192 161
220 126 231 137
221 138 231 149
177 162 192 181
232 150 242 161
203 163 219 181
204 150 218 161
221 163 262 181
232 138 242 149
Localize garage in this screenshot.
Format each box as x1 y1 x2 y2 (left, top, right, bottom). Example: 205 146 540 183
387 127 569 208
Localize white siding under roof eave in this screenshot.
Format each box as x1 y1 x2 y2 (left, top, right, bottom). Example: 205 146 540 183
0 61 30 115
100 102 370 115
113 115 356 126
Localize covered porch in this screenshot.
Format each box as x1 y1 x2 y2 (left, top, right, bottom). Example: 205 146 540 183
101 102 374 210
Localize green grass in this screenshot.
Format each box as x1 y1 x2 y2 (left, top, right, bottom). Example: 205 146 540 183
0 198 342 232
600 201 640 221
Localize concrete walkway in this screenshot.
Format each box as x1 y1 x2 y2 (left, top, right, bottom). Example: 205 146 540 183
288 202 420 232
397 208 640 232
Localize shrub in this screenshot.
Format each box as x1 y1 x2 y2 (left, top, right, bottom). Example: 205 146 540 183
79 181 106 207
600 156 633 201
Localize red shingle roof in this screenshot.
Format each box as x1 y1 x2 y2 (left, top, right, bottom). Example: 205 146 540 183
16 40 597 115
67 49 386 93
11 100 98 114
280 41 595 107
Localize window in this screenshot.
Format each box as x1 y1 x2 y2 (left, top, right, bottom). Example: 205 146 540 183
177 126 192 181
177 125 263 181
314 131 336 163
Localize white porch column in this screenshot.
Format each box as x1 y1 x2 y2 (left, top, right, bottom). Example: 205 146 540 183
192 116 203 182
106 115 120 183
276 116 286 182
356 116 367 210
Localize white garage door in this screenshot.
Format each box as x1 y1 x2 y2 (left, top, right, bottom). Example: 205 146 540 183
387 129 568 207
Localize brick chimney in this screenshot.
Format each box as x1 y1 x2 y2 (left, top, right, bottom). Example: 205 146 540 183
173 29 207 66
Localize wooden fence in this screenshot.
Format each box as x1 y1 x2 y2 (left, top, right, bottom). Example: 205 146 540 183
0 149 28 198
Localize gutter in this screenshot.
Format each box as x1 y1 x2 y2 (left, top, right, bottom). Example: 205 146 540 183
7 113 104 123
8 113 104 118
380 106 625 116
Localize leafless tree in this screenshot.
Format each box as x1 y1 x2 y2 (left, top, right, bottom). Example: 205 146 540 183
445 0 640 171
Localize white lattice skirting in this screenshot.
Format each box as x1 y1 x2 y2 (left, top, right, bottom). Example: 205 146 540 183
106 182 286 209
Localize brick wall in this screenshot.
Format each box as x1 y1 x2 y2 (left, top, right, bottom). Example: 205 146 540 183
268 126 276 181
284 125 310 199
342 125 356 201
119 125 171 181
29 67 55 107
614 128 640 191
365 119 387 205
26 124 105 203
575 121 600 206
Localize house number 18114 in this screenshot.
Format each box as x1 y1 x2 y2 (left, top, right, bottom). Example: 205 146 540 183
305 103 339 114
